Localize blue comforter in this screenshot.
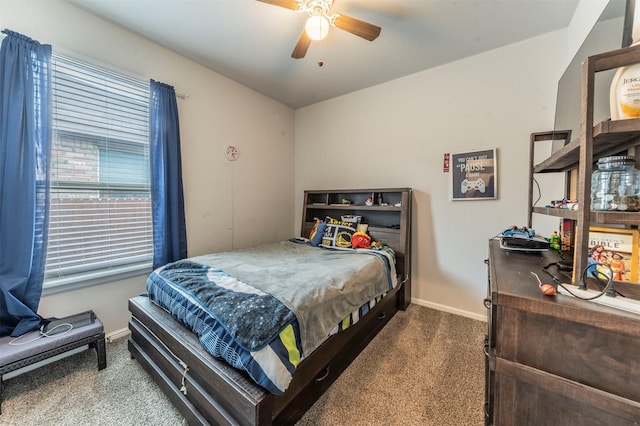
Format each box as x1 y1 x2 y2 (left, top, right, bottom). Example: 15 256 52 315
150 261 296 351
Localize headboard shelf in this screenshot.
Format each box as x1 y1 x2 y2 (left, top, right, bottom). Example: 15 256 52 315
305 204 403 211
301 188 412 309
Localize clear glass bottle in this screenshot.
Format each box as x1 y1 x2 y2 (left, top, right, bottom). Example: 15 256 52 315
591 156 640 211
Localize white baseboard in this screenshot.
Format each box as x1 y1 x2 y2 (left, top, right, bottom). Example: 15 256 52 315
106 327 131 343
411 298 487 322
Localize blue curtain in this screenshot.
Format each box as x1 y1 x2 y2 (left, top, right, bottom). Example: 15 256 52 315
150 79 187 269
0 30 52 337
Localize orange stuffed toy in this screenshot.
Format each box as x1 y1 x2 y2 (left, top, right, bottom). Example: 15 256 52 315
351 231 371 249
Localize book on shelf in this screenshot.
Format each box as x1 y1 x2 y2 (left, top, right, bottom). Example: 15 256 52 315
587 227 639 283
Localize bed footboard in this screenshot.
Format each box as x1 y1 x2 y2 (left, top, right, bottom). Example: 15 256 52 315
128 282 402 425
128 296 273 425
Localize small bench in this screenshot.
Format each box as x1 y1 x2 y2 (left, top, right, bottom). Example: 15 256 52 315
0 317 106 414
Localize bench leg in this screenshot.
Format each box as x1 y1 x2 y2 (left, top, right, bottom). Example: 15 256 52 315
93 335 107 371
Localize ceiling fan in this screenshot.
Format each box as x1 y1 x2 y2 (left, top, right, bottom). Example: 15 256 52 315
257 0 381 59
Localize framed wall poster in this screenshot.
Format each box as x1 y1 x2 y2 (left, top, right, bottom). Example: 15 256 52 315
451 148 497 200
588 227 639 283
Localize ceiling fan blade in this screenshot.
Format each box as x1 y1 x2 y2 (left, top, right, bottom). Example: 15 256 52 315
256 0 300 10
291 31 312 59
334 14 381 41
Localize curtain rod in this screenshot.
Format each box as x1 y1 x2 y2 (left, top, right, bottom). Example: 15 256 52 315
176 92 189 100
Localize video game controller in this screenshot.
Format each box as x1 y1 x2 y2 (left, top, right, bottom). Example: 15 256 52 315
461 178 485 193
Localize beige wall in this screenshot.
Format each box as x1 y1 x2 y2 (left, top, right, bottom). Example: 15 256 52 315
295 31 567 319
566 0 610 63
2 0 295 334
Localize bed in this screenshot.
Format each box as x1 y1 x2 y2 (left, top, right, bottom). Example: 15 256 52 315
128 188 412 425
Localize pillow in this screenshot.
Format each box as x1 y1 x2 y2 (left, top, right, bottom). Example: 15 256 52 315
341 215 362 225
310 221 326 247
321 216 356 248
308 218 322 239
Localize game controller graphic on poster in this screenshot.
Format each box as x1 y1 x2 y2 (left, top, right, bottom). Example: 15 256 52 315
451 149 497 200
461 178 485 193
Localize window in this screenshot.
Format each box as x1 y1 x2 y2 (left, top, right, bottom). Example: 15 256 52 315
44 54 153 290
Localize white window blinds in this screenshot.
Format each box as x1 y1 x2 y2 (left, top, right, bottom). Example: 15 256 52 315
45 54 153 288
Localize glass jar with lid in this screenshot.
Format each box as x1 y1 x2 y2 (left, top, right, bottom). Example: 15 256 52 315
591 155 640 211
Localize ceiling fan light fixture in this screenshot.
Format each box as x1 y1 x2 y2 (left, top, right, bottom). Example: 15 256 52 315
258 0 379 59
305 15 329 41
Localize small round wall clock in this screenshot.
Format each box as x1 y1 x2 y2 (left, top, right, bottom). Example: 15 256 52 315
225 146 239 161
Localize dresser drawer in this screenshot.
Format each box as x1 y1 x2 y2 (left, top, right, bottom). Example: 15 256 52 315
494 357 640 426
495 304 640 402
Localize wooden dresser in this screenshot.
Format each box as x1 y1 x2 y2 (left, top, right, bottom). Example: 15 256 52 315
485 239 640 425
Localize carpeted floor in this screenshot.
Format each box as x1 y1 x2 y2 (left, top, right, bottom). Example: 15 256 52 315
0 305 486 426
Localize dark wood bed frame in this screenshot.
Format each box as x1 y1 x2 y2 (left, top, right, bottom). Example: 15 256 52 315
128 188 412 425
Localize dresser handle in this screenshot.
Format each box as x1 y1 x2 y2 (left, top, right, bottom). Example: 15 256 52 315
483 298 492 309
483 341 490 357
378 312 387 320
315 367 330 383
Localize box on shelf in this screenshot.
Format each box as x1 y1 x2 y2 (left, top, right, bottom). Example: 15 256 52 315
560 218 574 253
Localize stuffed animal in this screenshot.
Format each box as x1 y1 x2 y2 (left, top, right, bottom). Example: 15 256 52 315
351 231 371 249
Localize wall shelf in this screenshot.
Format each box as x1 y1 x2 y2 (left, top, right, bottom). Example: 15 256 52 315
533 206 640 226
529 43 640 286
531 207 579 220
534 118 640 173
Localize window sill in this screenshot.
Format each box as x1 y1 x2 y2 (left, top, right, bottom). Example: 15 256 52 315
42 262 153 296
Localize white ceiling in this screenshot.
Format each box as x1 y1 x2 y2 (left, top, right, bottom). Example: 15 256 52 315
65 0 583 109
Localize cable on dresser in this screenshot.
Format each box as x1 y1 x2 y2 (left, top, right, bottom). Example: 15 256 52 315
532 176 542 208
534 263 615 301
